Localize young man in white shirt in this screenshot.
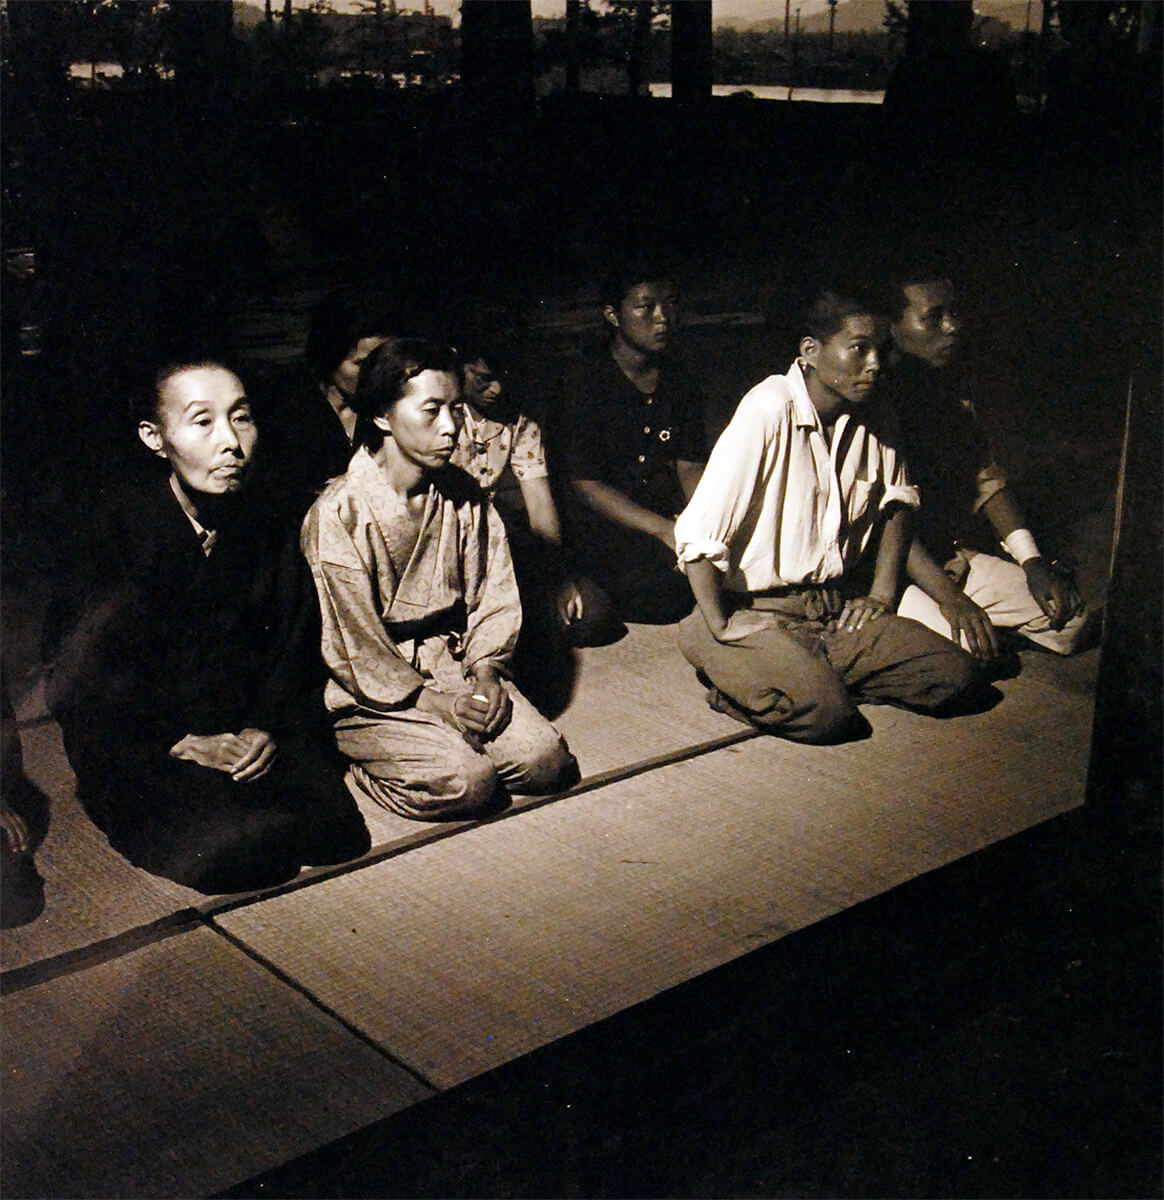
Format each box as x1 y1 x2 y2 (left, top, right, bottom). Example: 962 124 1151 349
674 288 983 744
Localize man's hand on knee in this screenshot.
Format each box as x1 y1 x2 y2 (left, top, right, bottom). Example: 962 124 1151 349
1023 558 1083 631
938 592 1001 661
837 595 889 634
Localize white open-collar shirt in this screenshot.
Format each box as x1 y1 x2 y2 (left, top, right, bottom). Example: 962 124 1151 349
674 362 919 595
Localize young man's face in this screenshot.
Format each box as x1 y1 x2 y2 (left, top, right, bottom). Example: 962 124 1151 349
892 279 962 369
606 280 678 356
375 369 464 471
803 314 886 407
462 357 503 414
139 366 257 496
332 336 387 399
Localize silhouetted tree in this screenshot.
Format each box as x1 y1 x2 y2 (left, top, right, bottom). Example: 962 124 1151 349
604 0 668 96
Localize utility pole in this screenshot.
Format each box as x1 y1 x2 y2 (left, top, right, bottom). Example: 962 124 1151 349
828 0 837 53
565 0 581 94
784 0 790 43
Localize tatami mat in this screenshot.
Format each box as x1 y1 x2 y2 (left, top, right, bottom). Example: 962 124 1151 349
1 719 204 974
216 648 1097 1090
552 620 733 774
0 926 432 1199
4 622 729 970
346 620 730 845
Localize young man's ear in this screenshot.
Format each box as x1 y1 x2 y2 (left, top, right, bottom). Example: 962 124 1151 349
372 412 393 436
798 335 820 368
602 304 619 331
137 420 166 457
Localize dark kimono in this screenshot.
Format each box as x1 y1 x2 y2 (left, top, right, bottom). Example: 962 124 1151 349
45 473 369 893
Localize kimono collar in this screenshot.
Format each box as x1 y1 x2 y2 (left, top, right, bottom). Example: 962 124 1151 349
346 445 445 615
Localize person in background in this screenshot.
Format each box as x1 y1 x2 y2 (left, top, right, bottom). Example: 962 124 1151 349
451 329 615 661
44 360 370 893
301 337 579 821
553 261 707 628
886 268 1089 659
1 679 47 927
674 286 983 744
255 291 399 523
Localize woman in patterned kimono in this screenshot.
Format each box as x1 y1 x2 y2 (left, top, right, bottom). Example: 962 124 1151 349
301 337 579 820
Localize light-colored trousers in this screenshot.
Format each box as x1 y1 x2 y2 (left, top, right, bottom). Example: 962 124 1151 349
336 683 577 821
898 549 1089 656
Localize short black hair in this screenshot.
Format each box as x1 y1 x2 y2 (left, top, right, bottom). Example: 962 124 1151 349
306 290 407 382
352 337 462 452
802 286 884 343
880 263 958 322
598 258 679 313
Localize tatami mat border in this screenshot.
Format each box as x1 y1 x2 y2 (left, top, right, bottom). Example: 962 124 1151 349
1 727 759 996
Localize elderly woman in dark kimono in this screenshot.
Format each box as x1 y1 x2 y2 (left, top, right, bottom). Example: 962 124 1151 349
46 361 370 893
301 337 579 820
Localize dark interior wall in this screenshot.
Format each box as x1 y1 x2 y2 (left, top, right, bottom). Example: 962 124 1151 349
1 16 1159 564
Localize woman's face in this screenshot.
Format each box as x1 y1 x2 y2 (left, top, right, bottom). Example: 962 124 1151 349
139 366 257 497
331 336 387 400
375 369 464 471
462 357 503 413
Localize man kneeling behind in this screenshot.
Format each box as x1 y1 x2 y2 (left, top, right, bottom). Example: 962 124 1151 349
675 288 984 744
46 361 370 894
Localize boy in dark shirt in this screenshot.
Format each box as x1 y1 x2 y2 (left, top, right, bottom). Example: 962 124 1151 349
554 264 707 626
45 361 369 893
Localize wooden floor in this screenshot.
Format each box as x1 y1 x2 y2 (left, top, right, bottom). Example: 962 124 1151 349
0 623 1100 1199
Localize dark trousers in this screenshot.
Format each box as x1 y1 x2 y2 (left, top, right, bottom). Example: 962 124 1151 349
575 526 693 628
66 729 370 894
679 603 982 745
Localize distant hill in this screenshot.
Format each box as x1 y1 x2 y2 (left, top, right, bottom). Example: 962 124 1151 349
729 0 1033 36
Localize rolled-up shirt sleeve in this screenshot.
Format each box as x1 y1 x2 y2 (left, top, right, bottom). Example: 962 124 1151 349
675 394 772 574
301 502 426 712
972 462 1008 512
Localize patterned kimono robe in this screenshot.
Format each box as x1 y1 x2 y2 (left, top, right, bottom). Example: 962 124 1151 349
301 446 573 819
302 445 521 716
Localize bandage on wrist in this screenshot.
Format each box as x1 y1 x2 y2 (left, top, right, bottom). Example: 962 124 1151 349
1002 528 1040 564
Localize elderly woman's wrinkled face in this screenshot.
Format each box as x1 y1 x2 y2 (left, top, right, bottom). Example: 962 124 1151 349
139 366 257 497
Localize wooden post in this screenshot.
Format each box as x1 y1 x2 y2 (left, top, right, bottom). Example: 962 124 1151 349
671 0 712 106
460 0 535 121
565 0 581 94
